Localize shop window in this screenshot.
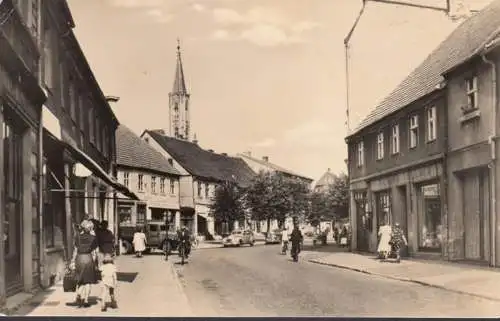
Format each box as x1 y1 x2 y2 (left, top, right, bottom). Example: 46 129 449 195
418 183 442 251
118 206 132 225
376 191 391 229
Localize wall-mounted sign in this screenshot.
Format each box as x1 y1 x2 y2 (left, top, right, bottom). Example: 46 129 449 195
422 184 439 197
74 163 92 177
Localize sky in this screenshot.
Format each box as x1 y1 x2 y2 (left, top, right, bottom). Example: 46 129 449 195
67 0 492 182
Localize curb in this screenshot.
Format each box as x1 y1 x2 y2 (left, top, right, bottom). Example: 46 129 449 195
308 259 500 303
167 262 196 317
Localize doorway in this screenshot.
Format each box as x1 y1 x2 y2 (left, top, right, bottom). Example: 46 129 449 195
3 118 23 296
462 169 489 261
397 185 409 257
354 192 370 252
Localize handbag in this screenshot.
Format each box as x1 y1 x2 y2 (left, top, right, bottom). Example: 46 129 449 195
63 266 77 292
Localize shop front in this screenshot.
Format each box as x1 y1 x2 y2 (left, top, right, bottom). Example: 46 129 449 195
417 183 443 253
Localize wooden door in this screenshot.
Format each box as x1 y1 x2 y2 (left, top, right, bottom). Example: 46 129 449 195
463 173 481 260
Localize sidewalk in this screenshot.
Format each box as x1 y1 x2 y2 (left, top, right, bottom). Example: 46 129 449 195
15 254 194 317
309 252 500 302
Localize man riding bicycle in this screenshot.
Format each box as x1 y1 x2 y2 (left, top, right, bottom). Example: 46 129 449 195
177 226 192 258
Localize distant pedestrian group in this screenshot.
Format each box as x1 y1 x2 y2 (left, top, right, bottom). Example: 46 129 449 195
69 216 118 312
377 218 408 263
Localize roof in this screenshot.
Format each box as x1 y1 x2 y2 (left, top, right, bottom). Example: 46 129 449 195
116 125 181 176
315 169 336 188
237 153 313 182
172 42 188 95
348 0 500 138
145 130 256 186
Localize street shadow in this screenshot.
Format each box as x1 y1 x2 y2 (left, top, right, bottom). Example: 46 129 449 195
11 288 57 316
117 272 138 283
174 261 190 265
301 243 350 254
64 295 99 307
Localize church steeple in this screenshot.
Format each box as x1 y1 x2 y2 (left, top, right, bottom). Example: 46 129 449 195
169 39 191 141
172 39 187 95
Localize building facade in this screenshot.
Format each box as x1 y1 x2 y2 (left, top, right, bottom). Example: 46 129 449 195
38 0 138 290
237 152 313 232
115 125 181 239
314 168 336 193
346 0 500 266
0 0 47 300
142 130 255 238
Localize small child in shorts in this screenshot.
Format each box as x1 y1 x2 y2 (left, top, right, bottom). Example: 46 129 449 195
100 254 118 312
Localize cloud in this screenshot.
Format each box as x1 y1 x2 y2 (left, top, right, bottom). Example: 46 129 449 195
108 0 164 8
192 3 206 12
146 9 172 23
252 138 276 148
211 29 230 40
213 8 245 24
210 6 319 47
292 21 320 33
241 24 301 47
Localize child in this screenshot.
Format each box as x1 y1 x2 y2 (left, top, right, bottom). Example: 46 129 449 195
100 254 118 312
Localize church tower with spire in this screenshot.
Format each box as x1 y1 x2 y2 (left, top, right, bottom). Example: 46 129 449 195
169 39 191 140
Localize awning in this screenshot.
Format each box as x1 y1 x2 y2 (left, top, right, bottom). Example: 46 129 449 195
62 140 140 201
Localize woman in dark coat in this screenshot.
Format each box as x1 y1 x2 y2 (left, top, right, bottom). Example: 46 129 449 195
70 220 99 308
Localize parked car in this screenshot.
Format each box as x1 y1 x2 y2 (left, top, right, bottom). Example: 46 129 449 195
223 229 255 247
265 229 282 244
119 220 170 254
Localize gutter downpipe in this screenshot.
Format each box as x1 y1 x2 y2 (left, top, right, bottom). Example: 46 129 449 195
482 51 497 267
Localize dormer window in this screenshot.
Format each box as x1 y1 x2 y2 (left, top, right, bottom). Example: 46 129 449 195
376 132 384 160
167 158 173 166
409 115 419 149
357 141 364 167
465 76 478 112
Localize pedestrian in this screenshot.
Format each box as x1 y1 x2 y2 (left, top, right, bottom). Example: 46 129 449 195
281 226 289 254
99 253 118 312
290 223 303 261
377 217 392 261
96 220 115 268
390 223 408 263
133 226 147 257
70 219 99 308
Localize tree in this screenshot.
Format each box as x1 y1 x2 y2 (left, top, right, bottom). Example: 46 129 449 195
209 181 246 234
329 172 349 219
245 171 311 234
308 172 349 229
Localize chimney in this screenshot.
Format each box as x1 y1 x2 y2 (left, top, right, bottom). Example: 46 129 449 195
244 151 251 157
262 156 269 162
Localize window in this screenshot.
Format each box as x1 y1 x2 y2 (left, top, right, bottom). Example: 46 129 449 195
465 76 478 110
42 26 54 88
151 176 156 193
69 78 77 121
167 158 174 166
102 126 108 157
88 106 95 144
149 225 158 232
205 183 209 199
160 178 166 194
170 179 175 194
427 106 437 142
357 141 364 167
376 132 384 160
409 115 419 149
391 124 400 154
138 174 144 192
96 117 101 152
197 182 202 197
123 172 129 188
376 191 391 229
418 184 442 250
29 0 39 39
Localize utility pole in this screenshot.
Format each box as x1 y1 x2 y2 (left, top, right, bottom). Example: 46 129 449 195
343 0 474 135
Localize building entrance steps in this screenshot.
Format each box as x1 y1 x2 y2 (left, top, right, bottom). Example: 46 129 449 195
309 252 500 302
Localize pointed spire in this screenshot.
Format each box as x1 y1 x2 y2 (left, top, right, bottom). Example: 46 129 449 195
172 38 188 95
